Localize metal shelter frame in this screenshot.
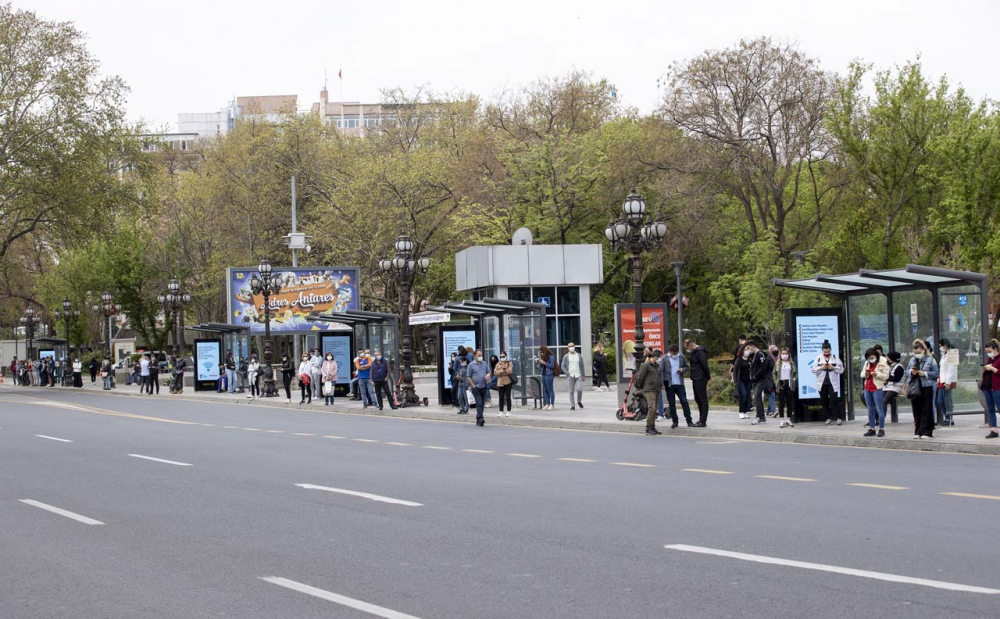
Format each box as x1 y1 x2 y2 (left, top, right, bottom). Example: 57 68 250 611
775 264 990 421
425 298 547 406
305 311 400 385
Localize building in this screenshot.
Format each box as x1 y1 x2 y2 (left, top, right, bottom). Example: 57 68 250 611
176 95 298 140
311 88 389 136
140 132 201 153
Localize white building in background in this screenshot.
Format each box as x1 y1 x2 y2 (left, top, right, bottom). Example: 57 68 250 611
176 95 298 140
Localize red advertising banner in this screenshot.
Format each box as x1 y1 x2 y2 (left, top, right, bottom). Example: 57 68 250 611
618 305 666 356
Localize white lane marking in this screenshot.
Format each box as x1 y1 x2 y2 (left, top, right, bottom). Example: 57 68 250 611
353 438 379 443
462 449 494 454
35 434 72 443
756 475 814 482
295 484 422 507
260 577 423 619
322 435 345 439
614 462 656 468
423 446 450 450
665 544 1000 594
127 454 193 467
293 432 315 436
265 430 285 434
385 442 410 446
941 492 1000 501
696 440 740 445
19 500 104 526
559 457 597 463
848 483 909 491
682 468 732 475
507 453 541 458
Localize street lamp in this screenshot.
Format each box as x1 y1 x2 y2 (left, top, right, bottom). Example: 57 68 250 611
21 307 40 359
92 290 115 361
379 233 430 407
249 258 282 397
53 298 79 385
605 188 666 365
159 277 191 358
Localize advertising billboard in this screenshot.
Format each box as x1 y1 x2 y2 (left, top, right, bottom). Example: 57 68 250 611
320 334 353 384
193 339 222 392
614 303 668 405
794 313 841 400
227 267 360 333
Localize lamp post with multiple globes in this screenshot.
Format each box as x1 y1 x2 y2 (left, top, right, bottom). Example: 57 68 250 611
379 234 430 408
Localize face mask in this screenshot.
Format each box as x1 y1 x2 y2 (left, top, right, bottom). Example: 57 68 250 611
989 352 997 359
868 357 876 364
375 355 381 359
476 356 483 361
326 356 333 361
913 352 924 360
461 362 468 367
743 351 751 358
781 354 789 360
568 347 575 352
500 356 506 360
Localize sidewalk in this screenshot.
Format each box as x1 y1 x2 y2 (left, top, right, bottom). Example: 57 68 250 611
10 379 1000 456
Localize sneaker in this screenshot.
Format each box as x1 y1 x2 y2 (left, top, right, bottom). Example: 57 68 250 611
578 403 584 409
863 423 870 429
738 413 747 419
914 435 922 439
836 419 843 426
504 412 511 418
751 419 762 425
986 431 999 439
864 430 876 437
285 399 290 403
877 429 885 438
825 419 833 426
646 428 662 435
571 407 576 411
497 412 503 418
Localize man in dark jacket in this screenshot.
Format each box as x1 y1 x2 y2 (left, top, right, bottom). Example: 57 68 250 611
748 342 773 424
370 350 397 410
684 339 711 426
635 351 662 435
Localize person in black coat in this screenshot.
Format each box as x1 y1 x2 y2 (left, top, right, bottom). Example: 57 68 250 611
88 358 99 383
592 343 610 391
684 339 711 426
280 354 294 403
748 342 773 424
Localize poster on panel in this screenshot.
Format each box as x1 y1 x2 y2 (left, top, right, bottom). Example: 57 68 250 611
227 267 360 333
320 334 353 384
795 313 840 400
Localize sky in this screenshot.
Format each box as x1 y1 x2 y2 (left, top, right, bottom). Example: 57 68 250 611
24 0 1000 131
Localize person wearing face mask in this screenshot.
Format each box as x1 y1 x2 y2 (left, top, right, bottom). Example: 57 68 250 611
882 351 905 424
811 340 845 425
280 353 294 403
72 357 83 388
370 350 397 410
297 354 313 404
766 346 779 417
774 347 796 427
466 349 491 426
860 347 889 437
455 357 470 415
980 339 1000 439
684 339 711 427
448 352 459 407
309 349 323 401
493 351 514 418
247 355 261 399
732 344 753 419
321 352 339 406
906 339 938 438
748 342 772 425
935 338 958 426
354 349 376 408
560 342 586 411
661 344 693 429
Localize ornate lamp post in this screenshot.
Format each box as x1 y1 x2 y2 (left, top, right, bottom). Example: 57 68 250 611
249 259 282 397
21 306 40 359
379 233 430 408
605 188 666 365
159 277 191 358
53 298 79 385
91 290 115 361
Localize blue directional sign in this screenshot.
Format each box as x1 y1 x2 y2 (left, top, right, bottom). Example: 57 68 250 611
957 294 969 307
537 296 551 307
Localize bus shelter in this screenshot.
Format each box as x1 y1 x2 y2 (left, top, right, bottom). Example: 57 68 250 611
775 265 989 422
305 311 399 395
425 298 546 406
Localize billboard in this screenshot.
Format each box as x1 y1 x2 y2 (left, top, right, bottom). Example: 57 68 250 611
320 334 353 384
614 303 668 405
227 267 360 333
795 313 841 400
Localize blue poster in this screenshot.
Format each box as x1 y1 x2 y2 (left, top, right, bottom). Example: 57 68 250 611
442 330 477 389
228 266 360 333
795 314 839 400
196 341 221 381
321 334 352 384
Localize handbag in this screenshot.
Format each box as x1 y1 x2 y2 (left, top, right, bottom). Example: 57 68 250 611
467 388 477 404
323 381 334 396
906 360 922 400
510 373 518 386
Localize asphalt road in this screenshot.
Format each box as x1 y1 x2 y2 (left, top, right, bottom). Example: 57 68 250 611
1 386 999 618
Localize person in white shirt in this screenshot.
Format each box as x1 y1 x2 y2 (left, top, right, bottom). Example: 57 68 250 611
774 347 796 427
559 342 586 411
247 355 261 399
72 358 83 388
811 340 844 425
297 354 313 404
140 354 151 395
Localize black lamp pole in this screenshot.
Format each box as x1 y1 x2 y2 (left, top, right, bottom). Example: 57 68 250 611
53 299 78 385
91 290 115 361
605 189 666 366
379 234 430 408
250 259 282 397
159 277 191 358
21 307 40 360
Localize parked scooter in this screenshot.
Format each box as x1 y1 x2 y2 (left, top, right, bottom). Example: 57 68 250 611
615 372 648 421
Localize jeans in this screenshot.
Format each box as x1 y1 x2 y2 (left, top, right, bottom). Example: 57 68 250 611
359 378 377 406
935 386 954 423
737 380 751 413
103 375 112 389
457 386 469 412
767 390 776 414
863 388 885 429
324 395 335 405
473 386 489 420
541 374 555 406
667 382 694 423
984 389 1000 428
226 369 236 393
566 376 583 408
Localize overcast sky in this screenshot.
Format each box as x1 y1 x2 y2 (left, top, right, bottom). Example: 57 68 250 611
25 0 1000 130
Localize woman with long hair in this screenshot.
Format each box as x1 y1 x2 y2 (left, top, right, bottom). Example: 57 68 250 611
592 342 610 391
732 344 753 419
906 339 938 439
981 339 1000 439
538 345 556 410
860 347 889 437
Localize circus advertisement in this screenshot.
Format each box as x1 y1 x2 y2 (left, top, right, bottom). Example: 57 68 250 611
227 267 361 333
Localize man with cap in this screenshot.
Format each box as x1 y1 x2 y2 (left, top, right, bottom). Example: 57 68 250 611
634 349 662 435
560 342 586 411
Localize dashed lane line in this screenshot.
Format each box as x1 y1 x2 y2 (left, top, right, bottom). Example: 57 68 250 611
423 446 450 450
462 449 494 454
35 434 72 443
242 428 263 432
293 433 316 436
614 462 656 468
559 457 597 463
295 484 423 507
941 492 1000 501
353 439 379 443
128 454 193 467
385 442 411 446
261 576 424 618
756 475 815 482
265 430 286 434
322 435 345 439
507 453 541 458
682 468 733 475
19 500 104 526
848 483 909 491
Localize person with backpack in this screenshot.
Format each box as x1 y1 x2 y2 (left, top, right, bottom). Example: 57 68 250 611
860 347 890 437
812 340 845 425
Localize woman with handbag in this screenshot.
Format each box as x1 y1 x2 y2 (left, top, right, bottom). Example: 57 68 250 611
981 339 1000 439
906 339 938 439
882 351 905 425
321 352 338 406
297 353 312 405
860 348 890 437
494 351 514 418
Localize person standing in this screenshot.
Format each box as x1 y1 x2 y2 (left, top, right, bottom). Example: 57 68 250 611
560 342 586 411
494 351 514 418
766 346 779 416
370 350 397 410
170 354 187 394
247 355 260 399
148 354 161 395
774 347 797 428
101 356 113 390
936 338 958 426
280 354 294 403
592 343 611 391
140 353 151 394
733 344 753 419
297 353 313 404
310 349 323 401
635 351 662 435
88 357 99 384
812 340 845 425
684 339 711 427
882 351 905 424
72 357 83 388
354 349 376 408
981 339 1000 439
466 349 491 426
537 346 556 410
748 342 772 425
321 352 338 406
448 352 459 407
224 351 237 394
860 348 889 437
662 344 694 428
907 339 938 439
455 357 470 415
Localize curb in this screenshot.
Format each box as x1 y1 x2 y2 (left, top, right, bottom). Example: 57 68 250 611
14 386 1000 456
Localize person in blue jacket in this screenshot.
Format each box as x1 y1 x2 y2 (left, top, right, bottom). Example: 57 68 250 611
537 345 556 410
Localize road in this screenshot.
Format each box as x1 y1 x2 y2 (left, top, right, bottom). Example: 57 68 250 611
1 386 999 618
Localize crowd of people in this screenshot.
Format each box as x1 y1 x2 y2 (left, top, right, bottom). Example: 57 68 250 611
7 356 85 388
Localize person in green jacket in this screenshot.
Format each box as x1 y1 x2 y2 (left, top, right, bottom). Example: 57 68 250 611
634 350 662 435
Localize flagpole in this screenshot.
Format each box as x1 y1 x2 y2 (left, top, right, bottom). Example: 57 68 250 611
339 66 344 131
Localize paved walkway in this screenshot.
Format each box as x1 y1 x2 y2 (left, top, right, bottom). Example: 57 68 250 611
6 379 998 455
